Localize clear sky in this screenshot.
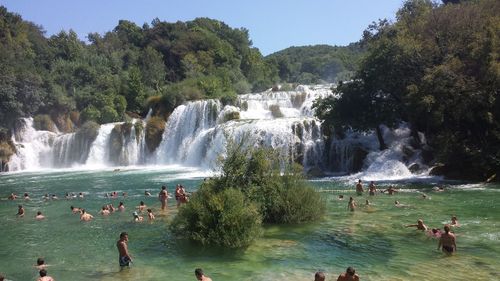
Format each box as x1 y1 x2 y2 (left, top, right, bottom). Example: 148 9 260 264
1 0 405 55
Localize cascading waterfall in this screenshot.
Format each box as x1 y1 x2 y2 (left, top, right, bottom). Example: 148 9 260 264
7 84 428 179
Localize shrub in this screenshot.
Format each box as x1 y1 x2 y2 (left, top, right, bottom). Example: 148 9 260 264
145 116 165 152
76 121 100 143
33 115 57 132
80 105 101 123
171 186 262 248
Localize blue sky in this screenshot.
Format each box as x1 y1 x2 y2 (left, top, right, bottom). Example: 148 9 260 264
1 0 405 55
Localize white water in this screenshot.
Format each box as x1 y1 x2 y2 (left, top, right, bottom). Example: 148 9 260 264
7 85 428 180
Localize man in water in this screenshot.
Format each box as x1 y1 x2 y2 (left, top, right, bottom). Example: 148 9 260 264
383 186 398 195
80 209 93 221
368 181 377 195
8 193 17 200
35 211 45 220
451 215 460 227
147 209 155 221
355 180 364 195
438 224 457 254
133 211 143 222
314 271 325 281
70 206 81 214
337 267 359 281
35 257 48 270
406 219 428 231
194 268 212 281
37 269 54 281
17 205 25 217
117 232 132 268
159 185 168 210
347 197 356 212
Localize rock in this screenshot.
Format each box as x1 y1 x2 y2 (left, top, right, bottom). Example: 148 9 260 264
306 166 325 178
408 163 420 173
429 163 447 176
421 145 434 164
352 147 368 173
402 145 415 159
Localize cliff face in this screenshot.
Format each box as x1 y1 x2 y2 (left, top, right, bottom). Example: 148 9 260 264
0 131 16 171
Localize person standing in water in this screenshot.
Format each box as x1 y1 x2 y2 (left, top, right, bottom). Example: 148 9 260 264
159 185 168 211
194 268 212 281
337 267 359 281
17 205 25 217
406 219 428 231
314 271 326 281
438 224 457 254
117 232 132 267
348 197 356 212
368 181 377 196
355 180 364 195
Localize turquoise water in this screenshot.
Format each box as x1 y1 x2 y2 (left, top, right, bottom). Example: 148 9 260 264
1 168 500 281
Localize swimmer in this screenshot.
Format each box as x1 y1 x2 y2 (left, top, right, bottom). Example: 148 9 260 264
144 190 151 196
101 206 110 216
35 257 48 270
383 186 398 195
37 269 54 281
70 206 81 214
195 268 213 281
355 179 364 195
118 202 125 212
365 199 370 206
35 211 45 220
147 208 155 221
438 224 456 254
17 205 25 217
159 185 168 210
50 194 58 200
406 219 428 231
108 204 116 213
421 193 428 199
137 201 146 212
450 215 460 227
433 186 445 192
337 267 359 281
368 181 377 196
117 232 132 268
338 195 344 200
24 193 30 201
78 192 84 199
122 192 127 198
80 209 94 221
43 194 50 200
427 228 442 238
8 193 17 200
133 211 143 222
314 271 325 281
348 197 357 212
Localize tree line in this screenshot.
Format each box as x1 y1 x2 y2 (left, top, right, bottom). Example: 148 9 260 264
314 0 500 181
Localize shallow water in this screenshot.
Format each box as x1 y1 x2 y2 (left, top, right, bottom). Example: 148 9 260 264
1 168 499 281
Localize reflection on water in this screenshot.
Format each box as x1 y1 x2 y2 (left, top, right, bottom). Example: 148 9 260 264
0 170 499 281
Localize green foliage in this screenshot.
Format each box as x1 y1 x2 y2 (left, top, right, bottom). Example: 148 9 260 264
314 0 500 180
145 116 165 152
170 186 262 248
266 44 364 83
33 114 57 132
75 121 100 143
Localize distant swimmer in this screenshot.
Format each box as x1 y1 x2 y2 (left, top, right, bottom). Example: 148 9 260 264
338 195 344 200
355 180 364 195
438 225 457 254
118 202 125 212
8 193 17 200
433 186 445 192
314 271 325 281
450 215 460 227
144 190 152 197
394 200 409 208
37 269 54 281
70 206 81 214
137 201 146 212
117 232 132 268
337 267 359 281
383 186 398 195
368 181 377 195
17 205 25 217
43 194 50 200
348 197 357 212
80 209 94 221
24 193 30 201
159 185 168 210
108 204 116 213
35 211 45 220
50 194 58 200
406 219 428 231
421 193 429 199
147 209 155 221
78 192 84 199
365 199 370 206
101 206 110 216
133 211 143 222
194 268 212 281
35 257 48 270
427 228 442 238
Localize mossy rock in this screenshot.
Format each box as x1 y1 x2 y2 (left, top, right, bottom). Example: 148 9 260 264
109 124 124 164
145 117 166 153
51 112 74 133
0 140 16 160
291 92 307 108
69 111 81 127
33 114 57 132
134 121 144 143
76 121 100 143
269 104 284 118
223 111 240 122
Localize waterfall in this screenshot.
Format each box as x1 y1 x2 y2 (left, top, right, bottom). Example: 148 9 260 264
7 84 428 179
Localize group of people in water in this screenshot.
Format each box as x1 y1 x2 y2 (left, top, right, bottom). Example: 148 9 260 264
314 267 359 281
348 179 458 255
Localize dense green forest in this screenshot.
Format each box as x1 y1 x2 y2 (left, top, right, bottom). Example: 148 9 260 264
315 0 500 181
0 6 359 164
266 44 363 84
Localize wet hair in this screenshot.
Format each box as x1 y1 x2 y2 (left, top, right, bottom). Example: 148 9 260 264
140 201 145 205
81 209 86 214
194 268 204 277
39 269 47 277
147 209 152 213
346 267 355 276
70 206 74 209
444 224 451 233
37 211 42 215
119 202 124 206
120 232 128 239
314 271 325 281
0 273 4 281
162 185 166 190
18 205 23 208
37 257 44 265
